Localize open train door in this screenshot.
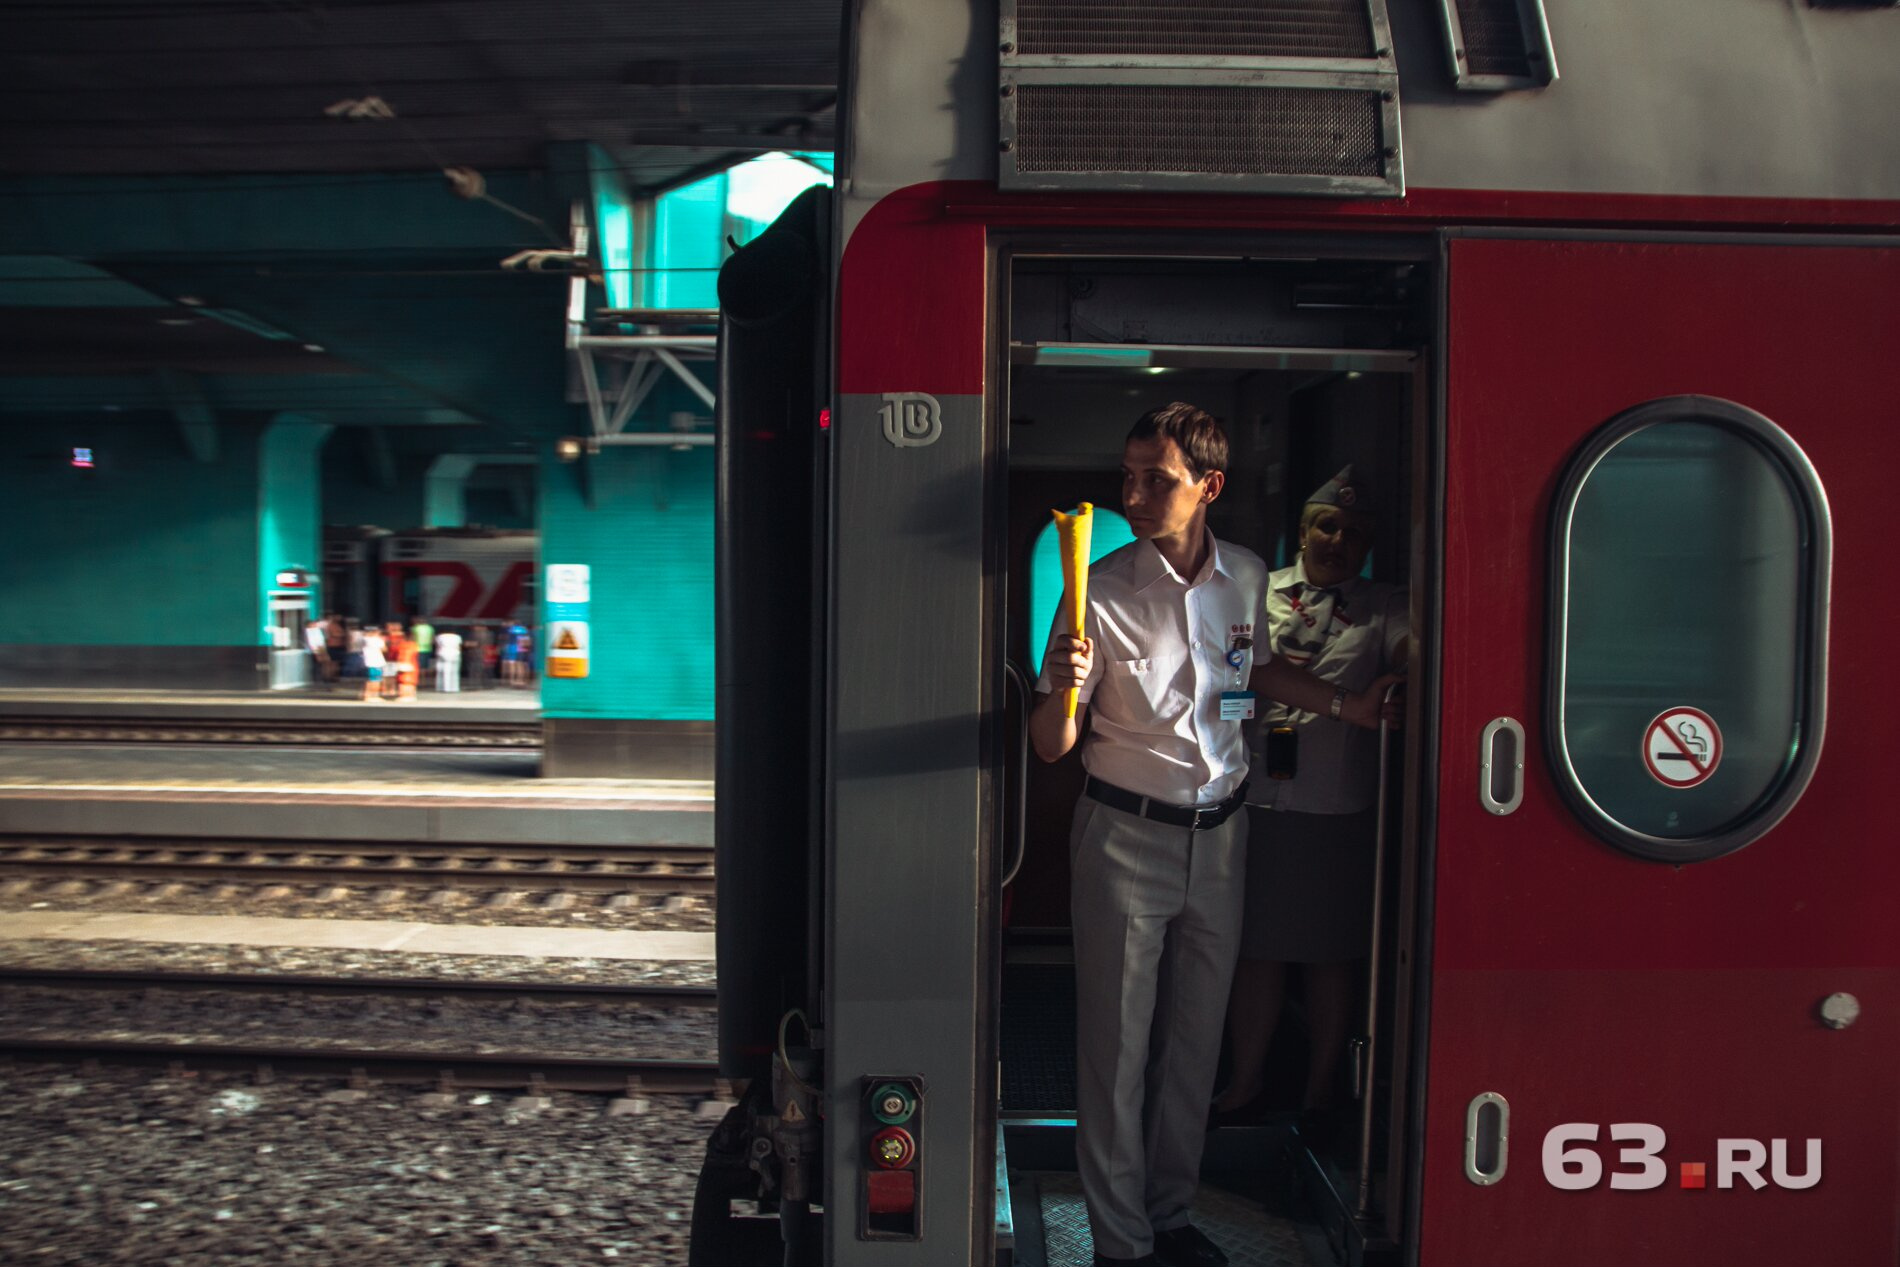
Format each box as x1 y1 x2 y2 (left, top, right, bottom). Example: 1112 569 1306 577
1417 236 1898 1266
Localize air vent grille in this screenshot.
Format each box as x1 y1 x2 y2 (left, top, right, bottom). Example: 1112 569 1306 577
1452 0 1533 78
1016 83 1384 180
1017 0 1375 59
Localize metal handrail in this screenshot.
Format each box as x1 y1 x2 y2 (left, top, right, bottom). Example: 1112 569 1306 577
1001 661 1032 888
1357 679 1403 1219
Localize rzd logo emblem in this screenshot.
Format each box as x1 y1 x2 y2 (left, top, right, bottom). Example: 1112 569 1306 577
880 392 942 448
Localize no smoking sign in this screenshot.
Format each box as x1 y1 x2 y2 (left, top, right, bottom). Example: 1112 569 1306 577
1643 707 1723 788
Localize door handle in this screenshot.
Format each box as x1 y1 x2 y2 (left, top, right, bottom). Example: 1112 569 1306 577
1464 1092 1510 1186
1479 717 1525 815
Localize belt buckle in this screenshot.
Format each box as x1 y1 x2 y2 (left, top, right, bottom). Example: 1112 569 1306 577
1190 805 1211 831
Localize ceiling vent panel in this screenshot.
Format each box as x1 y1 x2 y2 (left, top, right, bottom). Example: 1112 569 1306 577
1437 0 1558 90
1000 0 1402 196
1015 0 1376 60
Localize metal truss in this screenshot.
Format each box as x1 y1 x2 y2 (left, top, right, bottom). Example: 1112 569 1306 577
555 203 717 446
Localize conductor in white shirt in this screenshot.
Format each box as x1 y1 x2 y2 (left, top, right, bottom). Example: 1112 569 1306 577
1032 403 1396 1267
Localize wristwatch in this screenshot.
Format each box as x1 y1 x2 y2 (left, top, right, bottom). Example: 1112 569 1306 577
1329 685 1348 721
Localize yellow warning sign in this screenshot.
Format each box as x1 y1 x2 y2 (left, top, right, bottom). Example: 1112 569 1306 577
546 620 589 679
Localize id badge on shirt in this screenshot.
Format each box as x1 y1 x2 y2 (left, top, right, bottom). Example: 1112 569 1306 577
1221 637 1255 720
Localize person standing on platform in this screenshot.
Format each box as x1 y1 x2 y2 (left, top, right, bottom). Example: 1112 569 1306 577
325 614 347 683
382 623 406 700
303 617 330 687
502 622 529 688
1213 467 1409 1141
1031 403 1397 1267
343 619 365 682
359 626 386 702
434 628 462 693
513 625 534 688
395 625 420 700
412 618 435 687
472 624 495 689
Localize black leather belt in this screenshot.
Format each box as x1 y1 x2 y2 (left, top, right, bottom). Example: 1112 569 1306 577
1084 775 1249 831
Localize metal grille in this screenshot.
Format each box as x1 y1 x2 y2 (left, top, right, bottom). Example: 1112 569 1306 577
1017 0 1375 59
1453 0 1533 78
1016 83 1384 179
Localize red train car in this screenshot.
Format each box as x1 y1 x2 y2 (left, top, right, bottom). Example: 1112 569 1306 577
322 526 535 631
702 4 1900 1265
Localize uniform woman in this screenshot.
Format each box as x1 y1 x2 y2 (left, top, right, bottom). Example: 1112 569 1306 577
1214 466 1409 1126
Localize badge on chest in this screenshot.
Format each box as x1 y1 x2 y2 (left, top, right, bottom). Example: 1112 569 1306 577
1220 626 1255 719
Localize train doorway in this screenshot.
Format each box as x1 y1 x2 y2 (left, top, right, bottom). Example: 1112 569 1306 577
997 246 1431 1266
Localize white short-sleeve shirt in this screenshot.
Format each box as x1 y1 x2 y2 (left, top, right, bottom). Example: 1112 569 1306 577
1036 532 1269 806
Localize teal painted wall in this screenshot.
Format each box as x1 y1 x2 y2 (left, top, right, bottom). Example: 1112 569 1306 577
538 441 714 721
257 415 332 627
0 412 260 645
1026 508 1139 676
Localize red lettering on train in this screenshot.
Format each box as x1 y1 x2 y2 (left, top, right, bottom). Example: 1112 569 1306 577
477 561 533 620
381 562 483 618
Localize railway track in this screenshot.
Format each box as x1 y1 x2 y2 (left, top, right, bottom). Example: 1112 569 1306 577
0 717 542 748
0 967 717 1009
0 837 714 898
0 969 725 1095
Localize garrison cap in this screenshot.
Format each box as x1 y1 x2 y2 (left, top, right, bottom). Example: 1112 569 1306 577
1306 464 1370 511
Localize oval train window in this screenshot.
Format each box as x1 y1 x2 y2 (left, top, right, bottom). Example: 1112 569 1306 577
1547 397 1830 863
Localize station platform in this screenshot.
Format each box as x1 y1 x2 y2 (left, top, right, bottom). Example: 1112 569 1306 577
0 742 712 846
0 685 540 725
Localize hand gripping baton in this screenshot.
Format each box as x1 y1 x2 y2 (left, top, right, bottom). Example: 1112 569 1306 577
1052 502 1093 719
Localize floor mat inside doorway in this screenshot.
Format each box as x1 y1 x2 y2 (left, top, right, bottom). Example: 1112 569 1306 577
1031 1171 1319 1267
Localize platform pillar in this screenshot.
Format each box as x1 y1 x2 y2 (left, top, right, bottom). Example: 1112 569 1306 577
257 413 333 630
537 440 714 778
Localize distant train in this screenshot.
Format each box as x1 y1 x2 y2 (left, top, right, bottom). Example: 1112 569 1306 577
320 525 536 631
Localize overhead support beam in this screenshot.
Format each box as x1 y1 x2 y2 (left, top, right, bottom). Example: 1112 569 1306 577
620 129 834 152
0 171 573 258
157 367 218 463
427 453 538 528
425 454 479 528
652 346 717 410
608 354 666 434
365 427 397 491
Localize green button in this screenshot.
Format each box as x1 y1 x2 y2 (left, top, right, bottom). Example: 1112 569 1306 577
871 1082 916 1124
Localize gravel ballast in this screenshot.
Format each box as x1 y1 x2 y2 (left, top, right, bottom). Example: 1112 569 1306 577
0 886 715 932
0 1063 716 1265
0 982 716 1061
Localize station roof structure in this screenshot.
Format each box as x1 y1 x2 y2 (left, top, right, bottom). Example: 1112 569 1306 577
0 0 843 448
2 0 839 189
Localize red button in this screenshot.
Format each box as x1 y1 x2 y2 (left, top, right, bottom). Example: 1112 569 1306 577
865 1169 915 1214
869 1125 916 1169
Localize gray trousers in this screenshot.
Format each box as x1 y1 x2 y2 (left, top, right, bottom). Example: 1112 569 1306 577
1069 795 1247 1259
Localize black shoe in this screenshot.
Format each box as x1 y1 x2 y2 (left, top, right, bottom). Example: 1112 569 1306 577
1154 1222 1227 1267
1092 1254 1159 1267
